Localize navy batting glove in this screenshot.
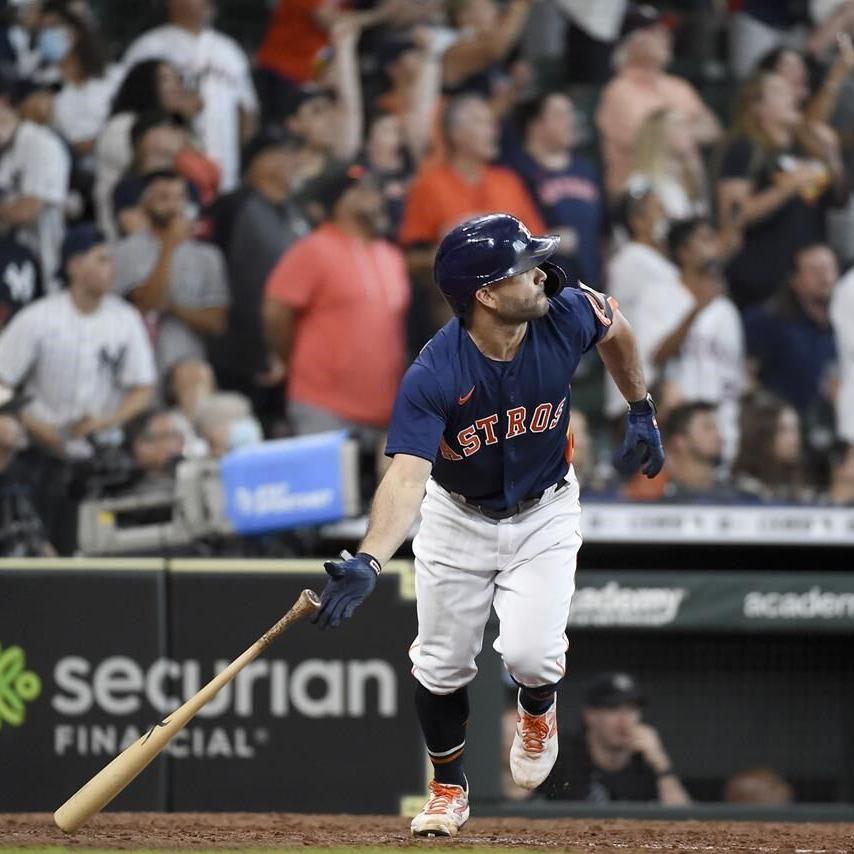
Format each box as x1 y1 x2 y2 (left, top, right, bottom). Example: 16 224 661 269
312 550 380 630
615 394 665 479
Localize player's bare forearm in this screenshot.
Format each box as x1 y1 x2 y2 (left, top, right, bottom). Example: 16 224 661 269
596 310 647 404
359 453 432 564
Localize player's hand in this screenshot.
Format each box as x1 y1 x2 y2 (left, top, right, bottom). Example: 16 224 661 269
312 550 380 629
616 394 665 479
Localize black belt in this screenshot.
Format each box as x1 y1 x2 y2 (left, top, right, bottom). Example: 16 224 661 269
449 479 569 521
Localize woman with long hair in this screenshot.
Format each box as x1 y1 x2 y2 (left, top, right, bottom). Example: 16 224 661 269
732 393 809 503
628 107 709 220
94 59 200 237
716 70 846 309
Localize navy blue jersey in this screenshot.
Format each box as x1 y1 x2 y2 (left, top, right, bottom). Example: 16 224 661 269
386 286 611 511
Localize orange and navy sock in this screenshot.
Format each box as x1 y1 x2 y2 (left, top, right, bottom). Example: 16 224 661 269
414 682 468 788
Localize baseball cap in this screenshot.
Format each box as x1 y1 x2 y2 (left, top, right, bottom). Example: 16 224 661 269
303 162 372 215
620 3 666 41
241 125 301 174
59 223 106 279
585 672 646 708
284 84 335 117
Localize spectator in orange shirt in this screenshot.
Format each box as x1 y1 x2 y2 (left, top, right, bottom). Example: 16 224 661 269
595 3 721 196
399 93 545 338
262 163 411 468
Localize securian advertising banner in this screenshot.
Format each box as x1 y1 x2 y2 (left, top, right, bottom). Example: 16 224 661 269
0 560 422 814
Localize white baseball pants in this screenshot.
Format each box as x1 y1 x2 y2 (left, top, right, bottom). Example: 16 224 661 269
410 471 582 694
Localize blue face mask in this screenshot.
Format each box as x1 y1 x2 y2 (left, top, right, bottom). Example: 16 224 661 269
228 417 262 450
38 27 70 63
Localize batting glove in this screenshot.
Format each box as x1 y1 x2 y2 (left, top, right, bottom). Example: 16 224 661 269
615 393 665 479
313 550 380 630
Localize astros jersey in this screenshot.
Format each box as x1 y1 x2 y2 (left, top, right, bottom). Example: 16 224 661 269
386 286 611 512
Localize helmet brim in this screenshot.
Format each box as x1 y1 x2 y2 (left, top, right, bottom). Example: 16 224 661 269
480 233 560 285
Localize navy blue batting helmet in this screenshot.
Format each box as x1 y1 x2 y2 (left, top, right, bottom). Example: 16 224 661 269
433 214 567 316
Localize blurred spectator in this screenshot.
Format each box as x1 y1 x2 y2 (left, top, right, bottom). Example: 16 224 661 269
255 0 347 112
122 0 259 191
41 3 113 160
0 390 52 556
441 0 533 101
828 442 854 505
553 0 627 85
603 182 680 422
0 224 155 552
374 28 442 165
743 244 837 417
0 224 155 455
123 406 185 490
400 93 545 334
717 70 846 309
207 127 309 416
539 672 690 804
831 261 854 443
364 110 415 238
595 3 721 196
111 112 194 235
0 233 42 330
195 391 261 458
654 402 740 503
95 59 201 237
733 393 808 503
263 163 410 458
111 112 220 235
111 170 229 377
656 218 745 463
0 70 70 284
568 409 594 489
628 108 709 220
507 91 606 287
254 0 409 121
724 767 794 804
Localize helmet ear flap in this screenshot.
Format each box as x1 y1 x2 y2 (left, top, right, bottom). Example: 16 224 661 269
541 260 567 299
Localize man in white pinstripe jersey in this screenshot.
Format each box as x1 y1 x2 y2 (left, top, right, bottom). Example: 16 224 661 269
0 224 155 458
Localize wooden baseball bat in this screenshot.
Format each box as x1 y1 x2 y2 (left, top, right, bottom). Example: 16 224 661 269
54 588 321 834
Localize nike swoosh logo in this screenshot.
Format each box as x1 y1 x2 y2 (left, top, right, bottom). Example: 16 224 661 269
457 386 475 405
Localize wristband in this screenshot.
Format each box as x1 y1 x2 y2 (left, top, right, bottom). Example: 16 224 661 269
628 393 656 415
355 552 382 575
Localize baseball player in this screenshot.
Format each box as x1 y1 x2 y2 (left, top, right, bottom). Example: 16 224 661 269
313 213 663 836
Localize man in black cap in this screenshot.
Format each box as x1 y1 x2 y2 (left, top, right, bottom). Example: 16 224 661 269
539 671 691 804
0 223 155 551
206 127 309 418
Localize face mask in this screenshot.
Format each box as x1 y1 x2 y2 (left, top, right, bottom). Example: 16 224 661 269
38 27 70 63
228 417 262 450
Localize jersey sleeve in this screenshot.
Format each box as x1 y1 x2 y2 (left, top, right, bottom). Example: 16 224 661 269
117 304 157 388
557 285 613 353
384 361 449 461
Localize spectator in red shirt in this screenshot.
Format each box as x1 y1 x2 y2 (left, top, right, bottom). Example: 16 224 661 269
263 164 410 467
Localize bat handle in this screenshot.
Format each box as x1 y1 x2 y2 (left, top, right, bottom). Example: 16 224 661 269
259 588 321 648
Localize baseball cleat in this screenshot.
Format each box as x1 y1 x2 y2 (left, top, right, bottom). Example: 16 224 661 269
510 694 558 789
410 779 470 837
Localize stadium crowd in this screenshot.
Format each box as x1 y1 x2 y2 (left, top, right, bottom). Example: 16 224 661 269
0 0 853 556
